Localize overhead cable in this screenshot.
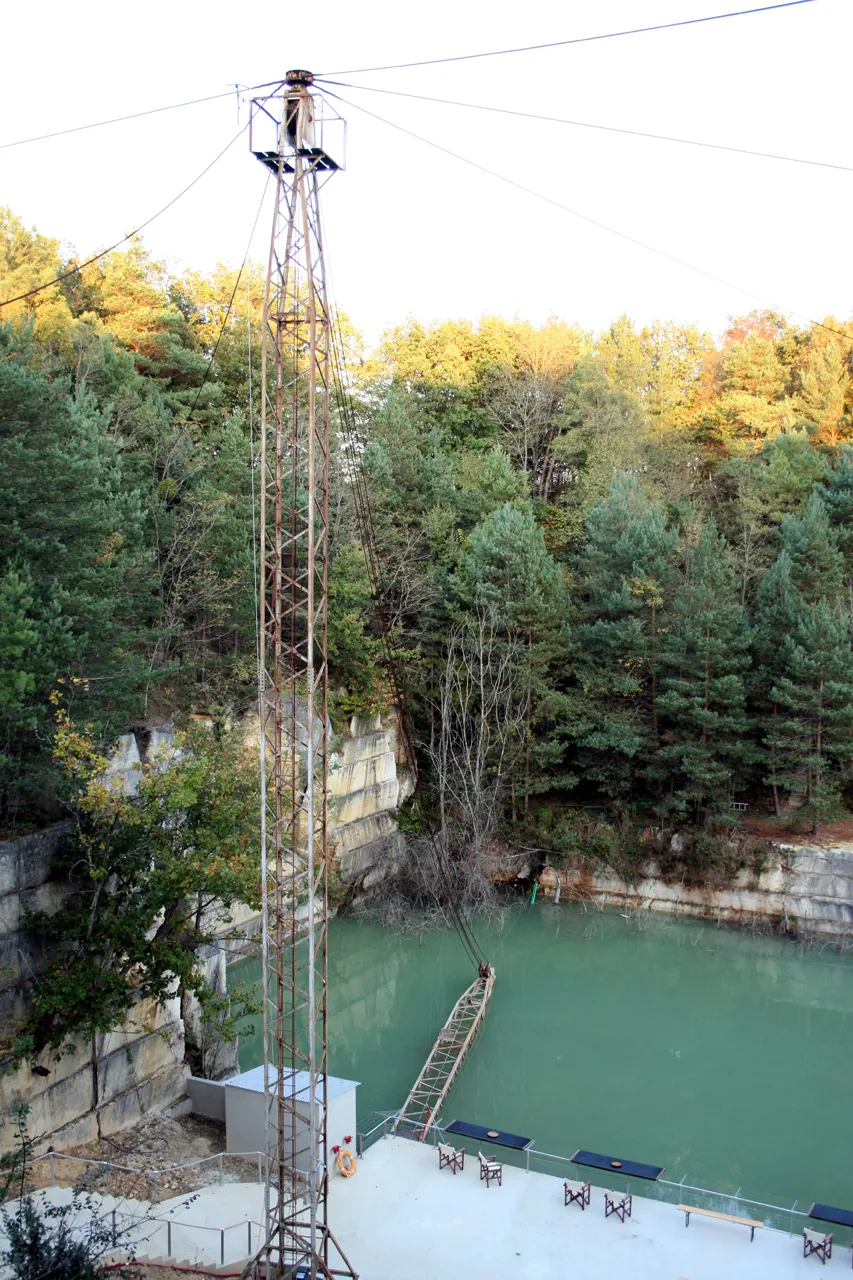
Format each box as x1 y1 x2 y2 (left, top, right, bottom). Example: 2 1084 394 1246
0 89 238 151
320 1 814 75
324 273 486 967
0 121 249 310
320 80 853 176
326 89 853 346
178 173 272 425
329 347 485 969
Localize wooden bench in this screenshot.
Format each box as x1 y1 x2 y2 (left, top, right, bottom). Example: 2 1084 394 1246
678 1204 763 1242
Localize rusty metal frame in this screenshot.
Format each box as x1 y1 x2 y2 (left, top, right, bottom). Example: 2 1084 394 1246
253 72 356 1280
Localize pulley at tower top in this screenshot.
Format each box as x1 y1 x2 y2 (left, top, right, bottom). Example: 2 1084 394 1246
249 69 346 175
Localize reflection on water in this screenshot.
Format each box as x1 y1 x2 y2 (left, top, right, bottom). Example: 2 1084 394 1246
230 902 853 1211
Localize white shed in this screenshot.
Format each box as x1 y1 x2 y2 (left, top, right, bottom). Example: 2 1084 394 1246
224 1066 359 1178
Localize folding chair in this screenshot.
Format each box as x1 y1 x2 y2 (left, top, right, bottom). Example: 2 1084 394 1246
438 1142 464 1174
563 1178 591 1210
478 1150 503 1188
605 1190 632 1222
803 1228 832 1264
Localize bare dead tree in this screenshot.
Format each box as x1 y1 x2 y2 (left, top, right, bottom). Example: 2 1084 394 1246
484 367 569 501
355 611 527 931
429 610 527 868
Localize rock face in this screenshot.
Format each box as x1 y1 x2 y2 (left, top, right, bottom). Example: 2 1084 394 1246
0 824 190 1156
327 712 413 895
539 844 853 938
0 708 411 1153
102 723 177 795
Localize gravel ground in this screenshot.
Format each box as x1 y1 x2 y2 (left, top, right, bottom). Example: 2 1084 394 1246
27 1113 259 1201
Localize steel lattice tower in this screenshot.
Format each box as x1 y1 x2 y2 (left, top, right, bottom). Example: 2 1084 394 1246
250 72 356 1280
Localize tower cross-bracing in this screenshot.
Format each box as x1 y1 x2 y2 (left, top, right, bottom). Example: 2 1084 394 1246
251 69 356 1280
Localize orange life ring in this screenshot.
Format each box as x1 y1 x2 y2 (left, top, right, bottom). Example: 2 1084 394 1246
336 1148 356 1177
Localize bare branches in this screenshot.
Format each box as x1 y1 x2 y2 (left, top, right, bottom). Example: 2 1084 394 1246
429 611 526 861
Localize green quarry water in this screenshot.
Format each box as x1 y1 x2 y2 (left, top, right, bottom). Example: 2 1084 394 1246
229 903 853 1219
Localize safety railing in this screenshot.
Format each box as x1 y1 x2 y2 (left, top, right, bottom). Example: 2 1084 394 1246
108 1206 264 1267
365 1116 826 1242
30 1148 267 1196
355 1110 400 1157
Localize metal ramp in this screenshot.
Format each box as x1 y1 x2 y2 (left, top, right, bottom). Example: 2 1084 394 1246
391 967 495 1140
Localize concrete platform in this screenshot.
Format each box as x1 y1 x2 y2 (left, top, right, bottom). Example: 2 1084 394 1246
3 1137 840 1277
327 1136 837 1279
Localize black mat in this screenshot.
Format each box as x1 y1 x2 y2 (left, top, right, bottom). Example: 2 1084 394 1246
810 1203 853 1229
445 1120 533 1150
570 1149 664 1181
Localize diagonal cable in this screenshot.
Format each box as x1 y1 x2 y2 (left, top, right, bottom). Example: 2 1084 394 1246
326 88 853 346
0 121 250 310
317 79 853 176
321 1 814 75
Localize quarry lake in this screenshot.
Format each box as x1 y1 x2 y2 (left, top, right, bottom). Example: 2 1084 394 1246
230 903 853 1218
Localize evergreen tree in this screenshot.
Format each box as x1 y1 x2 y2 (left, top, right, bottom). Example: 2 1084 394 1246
573 475 678 799
455 502 569 806
754 552 805 815
0 327 152 825
779 490 844 603
764 600 853 830
649 523 752 818
822 447 853 607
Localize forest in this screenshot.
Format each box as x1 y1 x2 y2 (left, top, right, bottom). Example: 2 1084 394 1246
3 201 853 867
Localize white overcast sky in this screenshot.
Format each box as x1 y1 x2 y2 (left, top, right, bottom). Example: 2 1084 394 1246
1 0 849 343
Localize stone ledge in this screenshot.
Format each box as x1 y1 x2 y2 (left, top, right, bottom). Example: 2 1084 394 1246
329 811 398 856
339 731 392 765
339 833 405 884
97 1061 189 1139
331 780 399 827
328 752 397 800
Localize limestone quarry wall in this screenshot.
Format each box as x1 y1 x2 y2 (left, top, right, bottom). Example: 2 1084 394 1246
538 843 853 939
0 709 410 1154
327 711 413 895
0 825 188 1155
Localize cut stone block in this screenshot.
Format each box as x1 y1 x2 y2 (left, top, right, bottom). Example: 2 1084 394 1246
335 780 399 827
328 752 397 799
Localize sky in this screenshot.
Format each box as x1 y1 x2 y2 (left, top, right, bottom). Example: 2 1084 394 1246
1 0 850 345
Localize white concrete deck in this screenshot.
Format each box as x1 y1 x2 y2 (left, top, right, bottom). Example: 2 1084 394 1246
327 1136 836 1279
3 1137 839 1277
0 1183 265 1270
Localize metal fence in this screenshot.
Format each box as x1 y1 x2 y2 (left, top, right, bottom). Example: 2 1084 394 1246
106 1206 264 1267
356 1112 830 1241
29 1148 267 1196
355 1110 400 1156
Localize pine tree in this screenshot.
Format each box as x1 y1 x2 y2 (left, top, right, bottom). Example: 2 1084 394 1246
822 448 853 606
0 328 151 824
754 552 807 815
455 502 569 807
574 474 678 799
754 552 803 670
779 490 844 603
649 522 752 819
765 600 853 831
